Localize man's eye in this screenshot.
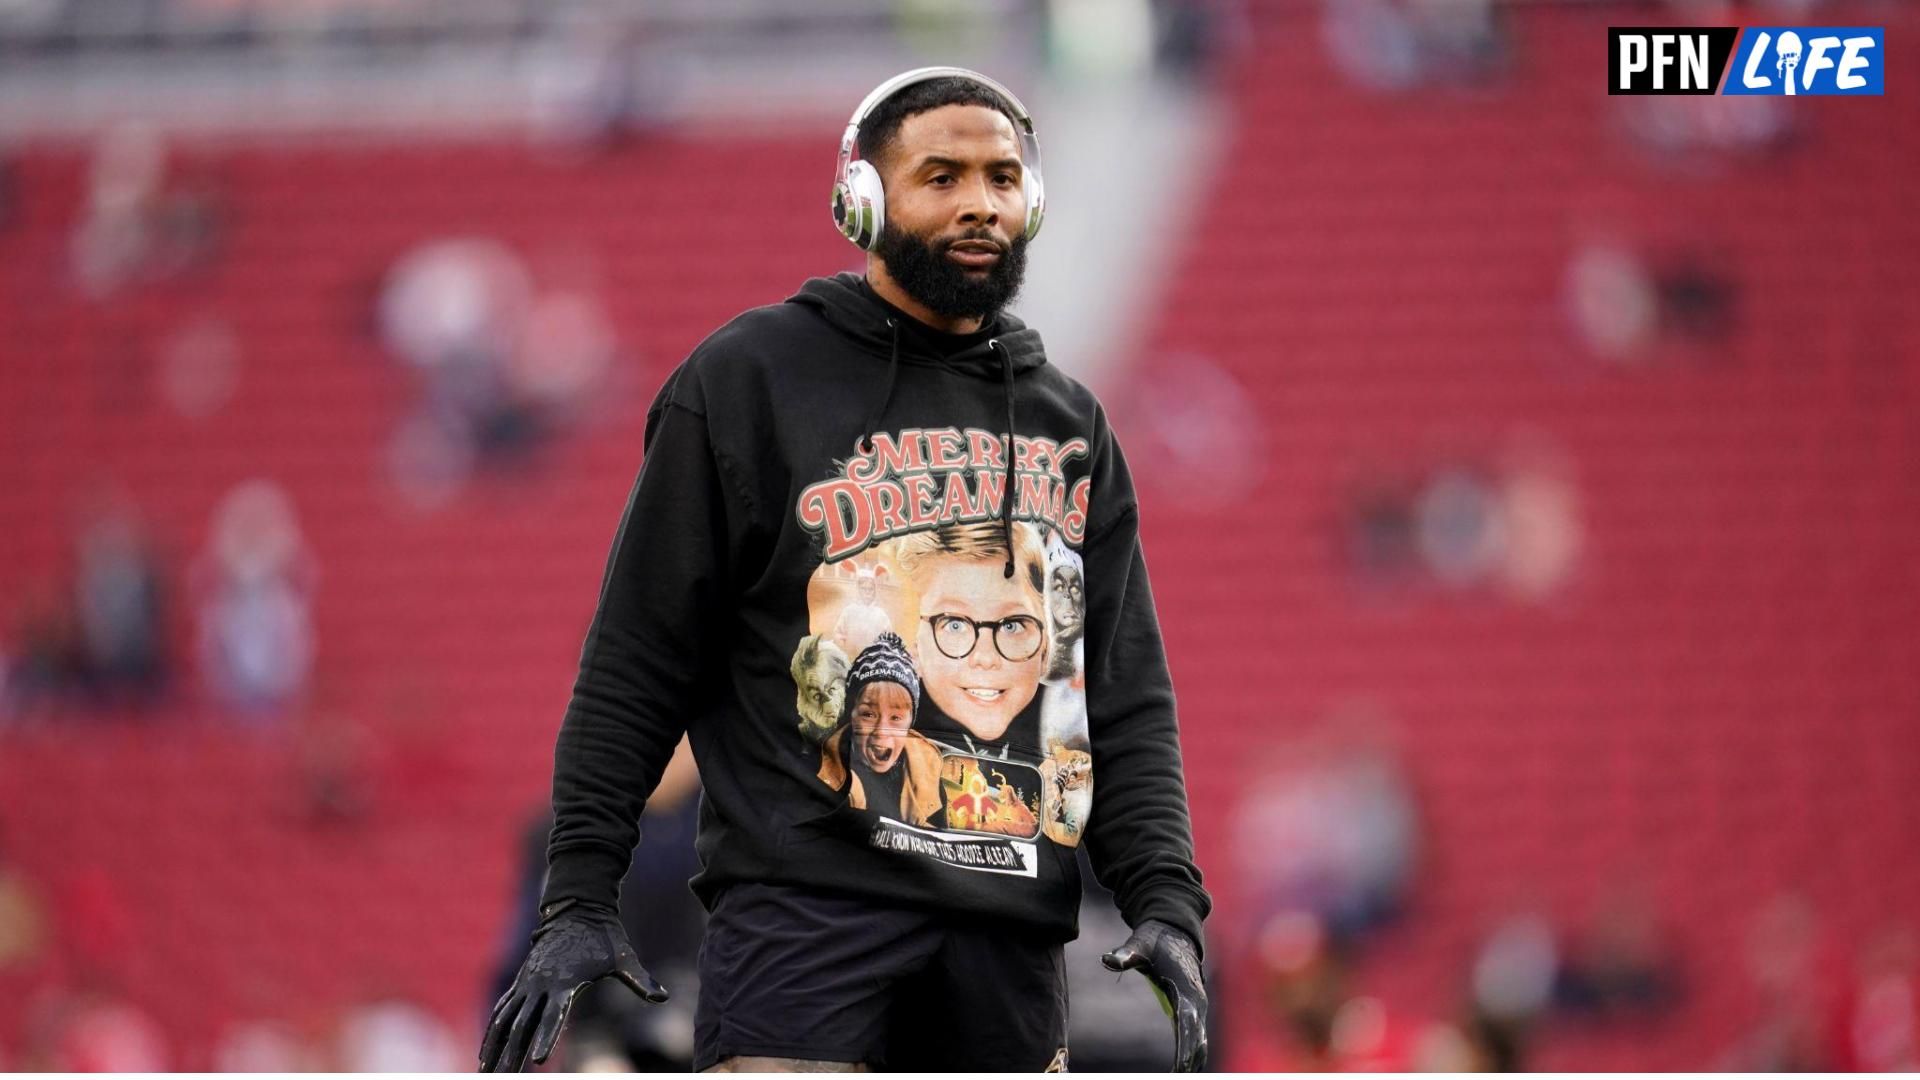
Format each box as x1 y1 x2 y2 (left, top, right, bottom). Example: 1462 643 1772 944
931 175 952 185
995 174 1016 186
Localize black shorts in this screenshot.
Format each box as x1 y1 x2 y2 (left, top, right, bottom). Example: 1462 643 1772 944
693 881 1070 1071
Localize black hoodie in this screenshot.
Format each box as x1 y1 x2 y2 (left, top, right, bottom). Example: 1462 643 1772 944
539 272 1210 951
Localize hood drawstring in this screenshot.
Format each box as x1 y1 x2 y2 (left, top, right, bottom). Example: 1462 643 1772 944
858 321 1017 581
858 318 902 456
993 338 1016 579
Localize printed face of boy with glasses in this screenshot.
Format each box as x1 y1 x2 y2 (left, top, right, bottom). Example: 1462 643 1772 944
913 555 1047 744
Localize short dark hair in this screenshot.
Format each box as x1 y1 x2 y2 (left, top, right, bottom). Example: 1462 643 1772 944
857 76 1023 176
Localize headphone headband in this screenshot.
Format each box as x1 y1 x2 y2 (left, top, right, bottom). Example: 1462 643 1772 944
830 66 1045 250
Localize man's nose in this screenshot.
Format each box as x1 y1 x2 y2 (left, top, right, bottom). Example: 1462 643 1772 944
957 178 1000 227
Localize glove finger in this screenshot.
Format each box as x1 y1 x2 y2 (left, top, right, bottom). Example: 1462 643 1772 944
1101 939 1147 973
500 993 544 1073
615 961 671 1004
1173 997 1208 1072
528 984 583 1067
477 993 522 1072
487 983 521 1030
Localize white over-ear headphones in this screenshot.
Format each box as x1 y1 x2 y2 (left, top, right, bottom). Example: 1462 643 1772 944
830 66 1046 252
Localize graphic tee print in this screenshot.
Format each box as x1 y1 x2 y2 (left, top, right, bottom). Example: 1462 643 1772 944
791 427 1096 875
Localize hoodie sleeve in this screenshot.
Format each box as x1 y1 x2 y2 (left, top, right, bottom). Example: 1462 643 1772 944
539 360 748 918
1080 415 1212 955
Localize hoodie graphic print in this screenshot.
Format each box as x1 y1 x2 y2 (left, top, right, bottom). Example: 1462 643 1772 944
794 427 1095 875
540 272 1208 950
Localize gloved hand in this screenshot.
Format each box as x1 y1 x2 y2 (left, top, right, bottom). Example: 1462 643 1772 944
478 901 669 1072
1101 919 1208 1072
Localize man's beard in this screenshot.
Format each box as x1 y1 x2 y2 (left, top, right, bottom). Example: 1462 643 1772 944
873 221 1029 321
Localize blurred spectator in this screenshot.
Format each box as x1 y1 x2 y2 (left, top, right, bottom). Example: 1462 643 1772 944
527 21 683 150
1229 909 1443 1070
1345 439 1581 602
1321 0 1511 93
1232 712 1420 950
1554 879 1684 1019
1494 440 1583 602
378 236 532 438
1150 0 1250 81
1565 240 1742 365
377 238 616 507
192 479 319 719
1064 847 1182 1070
335 997 461 1071
4 577 88 718
1229 909 1344 1069
488 738 705 1071
68 122 227 299
70 486 169 707
1461 911 1559 1070
1346 471 1423 590
292 703 375 826
1417 463 1507 589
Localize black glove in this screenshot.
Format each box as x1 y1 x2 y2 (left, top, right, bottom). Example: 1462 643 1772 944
478 902 669 1072
1101 919 1208 1072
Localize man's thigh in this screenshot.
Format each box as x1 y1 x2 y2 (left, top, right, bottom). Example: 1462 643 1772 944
884 919 1071 1071
693 882 941 1072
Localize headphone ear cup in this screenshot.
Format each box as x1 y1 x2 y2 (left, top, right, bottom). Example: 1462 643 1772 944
1023 168 1045 242
831 180 858 244
842 160 886 250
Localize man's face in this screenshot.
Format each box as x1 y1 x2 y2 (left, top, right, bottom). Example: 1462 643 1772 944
915 558 1045 742
873 104 1030 320
857 577 878 605
853 681 916 773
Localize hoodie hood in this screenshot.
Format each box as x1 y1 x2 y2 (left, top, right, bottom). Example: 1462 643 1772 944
786 272 1048 379
788 271 1044 580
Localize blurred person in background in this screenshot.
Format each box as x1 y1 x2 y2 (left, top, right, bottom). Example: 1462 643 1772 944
1233 714 1420 952
1553 878 1683 1020
481 67 1208 1073
68 122 226 299
191 478 319 719
70 484 170 708
5 578 89 719
485 739 706 1071
377 237 618 508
